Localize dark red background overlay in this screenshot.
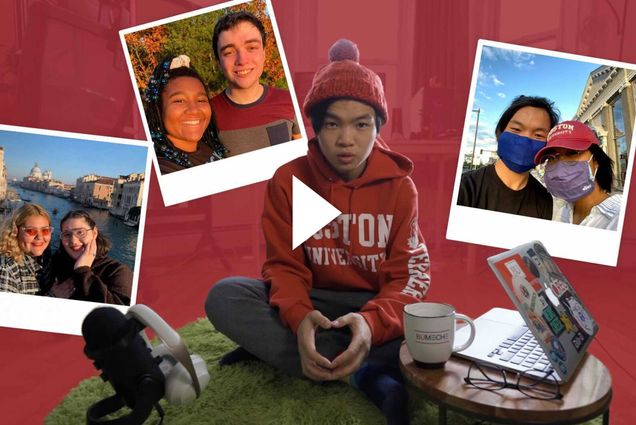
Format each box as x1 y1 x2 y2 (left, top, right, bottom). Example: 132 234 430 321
1 0 635 423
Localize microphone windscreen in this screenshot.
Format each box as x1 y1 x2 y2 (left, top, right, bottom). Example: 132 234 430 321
81 306 166 415
82 307 131 351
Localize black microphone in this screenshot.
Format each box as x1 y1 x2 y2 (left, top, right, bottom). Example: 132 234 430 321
82 307 165 424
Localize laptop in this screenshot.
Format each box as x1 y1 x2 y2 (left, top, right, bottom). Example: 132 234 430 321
455 241 598 383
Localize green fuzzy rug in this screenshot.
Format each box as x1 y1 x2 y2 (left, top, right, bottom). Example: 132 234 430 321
46 319 603 425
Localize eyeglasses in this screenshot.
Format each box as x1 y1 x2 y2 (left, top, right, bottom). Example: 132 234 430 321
21 226 53 237
464 361 562 400
61 228 93 240
542 150 584 164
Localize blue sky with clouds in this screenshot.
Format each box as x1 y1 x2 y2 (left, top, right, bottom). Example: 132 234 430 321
465 45 601 164
0 130 149 185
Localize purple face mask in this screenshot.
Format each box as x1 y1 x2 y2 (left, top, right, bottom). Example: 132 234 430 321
544 157 595 202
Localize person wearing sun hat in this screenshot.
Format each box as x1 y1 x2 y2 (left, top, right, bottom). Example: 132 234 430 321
206 38 430 424
535 120 622 230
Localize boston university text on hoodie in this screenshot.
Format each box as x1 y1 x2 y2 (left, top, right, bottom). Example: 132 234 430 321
262 138 431 346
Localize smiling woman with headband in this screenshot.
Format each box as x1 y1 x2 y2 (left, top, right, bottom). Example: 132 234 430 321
534 120 622 230
144 54 228 174
50 210 132 305
0 203 73 296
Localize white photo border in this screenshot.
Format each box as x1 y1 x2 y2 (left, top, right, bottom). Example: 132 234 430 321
446 40 636 267
0 123 153 335
119 0 308 206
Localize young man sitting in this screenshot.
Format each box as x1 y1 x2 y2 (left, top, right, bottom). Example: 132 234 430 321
206 39 430 425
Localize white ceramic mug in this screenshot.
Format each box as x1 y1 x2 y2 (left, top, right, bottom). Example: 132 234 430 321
404 302 476 368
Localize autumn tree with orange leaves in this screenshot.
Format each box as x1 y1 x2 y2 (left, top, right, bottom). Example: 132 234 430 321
124 26 166 90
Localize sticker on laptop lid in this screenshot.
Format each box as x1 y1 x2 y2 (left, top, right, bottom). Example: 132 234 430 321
565 296 595 335
542 304 565 336
536 292 550 311
504 258 526 278
531 243 560 275
559 313 576 333
548 274 570 298
550 338 567 362
496 254 544 302
527 310 550 340
512 275 534 305
571 331 588 352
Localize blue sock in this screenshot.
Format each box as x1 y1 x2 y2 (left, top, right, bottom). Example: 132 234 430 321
352 364 409 425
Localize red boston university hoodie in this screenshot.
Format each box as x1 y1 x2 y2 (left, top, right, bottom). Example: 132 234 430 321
262 137 431 345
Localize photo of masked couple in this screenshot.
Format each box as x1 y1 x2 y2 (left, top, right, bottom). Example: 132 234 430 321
0 204 132 305
455 45 634 233
458 97 623 231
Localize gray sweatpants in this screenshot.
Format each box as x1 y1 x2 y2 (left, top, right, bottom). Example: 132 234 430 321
205 277 402 378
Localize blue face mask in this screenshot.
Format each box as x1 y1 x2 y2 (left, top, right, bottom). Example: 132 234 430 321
497 131 546 173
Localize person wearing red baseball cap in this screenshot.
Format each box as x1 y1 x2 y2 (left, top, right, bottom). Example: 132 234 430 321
534 120 622 230
206 39 430 424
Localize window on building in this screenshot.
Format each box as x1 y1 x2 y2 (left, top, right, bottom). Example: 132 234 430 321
612 97 627 190
589 114 606 148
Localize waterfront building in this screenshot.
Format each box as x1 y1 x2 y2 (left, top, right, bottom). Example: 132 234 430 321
110 173 145 218
575 66 636 191
46 180 73 198
20 163 72 197
74 174 99 203
29 162 42 180
74 173 115 209
0 147 7 200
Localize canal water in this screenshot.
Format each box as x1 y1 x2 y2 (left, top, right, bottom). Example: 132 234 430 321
10 186 138 270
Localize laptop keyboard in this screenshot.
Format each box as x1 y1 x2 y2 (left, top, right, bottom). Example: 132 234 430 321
487 326 554 372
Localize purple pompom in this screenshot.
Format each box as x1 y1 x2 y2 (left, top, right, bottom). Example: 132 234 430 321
328 39 359 63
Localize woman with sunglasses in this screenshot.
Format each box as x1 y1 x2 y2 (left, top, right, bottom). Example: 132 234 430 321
0 203 72 296
51 209 132 305
534 120 622 230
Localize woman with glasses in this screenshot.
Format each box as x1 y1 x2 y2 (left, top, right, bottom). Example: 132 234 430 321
534 120 622 230
0 203 72 296
51 209 132 305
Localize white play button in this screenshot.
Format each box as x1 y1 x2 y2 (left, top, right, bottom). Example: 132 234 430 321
292 176 341 249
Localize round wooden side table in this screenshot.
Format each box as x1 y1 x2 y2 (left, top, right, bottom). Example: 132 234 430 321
399 343 612 425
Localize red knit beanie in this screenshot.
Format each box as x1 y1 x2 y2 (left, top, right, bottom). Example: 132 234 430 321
303 39 388 124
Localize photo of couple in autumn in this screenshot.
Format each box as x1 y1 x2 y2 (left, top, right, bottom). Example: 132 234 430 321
122 0 301 176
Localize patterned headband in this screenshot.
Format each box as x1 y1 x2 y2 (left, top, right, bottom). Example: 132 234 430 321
144 55 192 104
